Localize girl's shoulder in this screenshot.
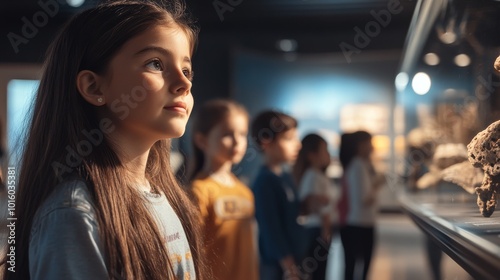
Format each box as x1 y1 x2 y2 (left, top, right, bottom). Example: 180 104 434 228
303 167 323 178
33 179 97 224
254 165 280 181
191 176 219 190
348 156 367 170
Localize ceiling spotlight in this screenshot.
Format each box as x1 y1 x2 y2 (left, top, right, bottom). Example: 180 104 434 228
412 72 431 95
277 39 297 52
424 53 440 66
67 0 85 7
439 31 457 44
454 54 470 67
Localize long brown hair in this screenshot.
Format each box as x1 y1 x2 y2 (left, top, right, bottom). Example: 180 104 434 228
1 1 208 279
292 133 327 184
188 99 248 181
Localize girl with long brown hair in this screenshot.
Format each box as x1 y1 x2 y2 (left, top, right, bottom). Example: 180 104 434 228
1 1 208 279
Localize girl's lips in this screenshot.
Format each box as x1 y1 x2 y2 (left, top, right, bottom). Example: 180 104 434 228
163 102 187 113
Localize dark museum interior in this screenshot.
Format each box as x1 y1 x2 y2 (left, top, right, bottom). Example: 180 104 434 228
1 0 500 279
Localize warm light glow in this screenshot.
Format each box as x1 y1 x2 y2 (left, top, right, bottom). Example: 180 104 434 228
440 32 457 44
412 72 431 95
372 135 390 157
454 54 471 67
424 53 440 66
340 104 389 135
395 135 406 155
395 72 409 92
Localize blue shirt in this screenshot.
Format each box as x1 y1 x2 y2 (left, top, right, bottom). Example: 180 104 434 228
252 166 307 265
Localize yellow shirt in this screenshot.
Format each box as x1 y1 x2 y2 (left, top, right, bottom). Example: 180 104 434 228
191 175 258 280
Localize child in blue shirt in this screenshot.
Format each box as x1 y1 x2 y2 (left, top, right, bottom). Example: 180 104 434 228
250 110 308 280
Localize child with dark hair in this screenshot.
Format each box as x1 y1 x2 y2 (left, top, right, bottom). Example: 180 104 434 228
250 110 307 280
293 133 338 280
339 131 383 280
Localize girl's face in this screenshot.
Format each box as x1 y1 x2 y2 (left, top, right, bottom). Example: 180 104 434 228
100 24 194 143
203 112 248 165
267 128 302 164
310 141 331 169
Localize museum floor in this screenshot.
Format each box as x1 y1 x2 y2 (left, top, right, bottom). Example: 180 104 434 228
326 213 473 280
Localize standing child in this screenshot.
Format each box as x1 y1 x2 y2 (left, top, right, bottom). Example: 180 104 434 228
293 133 338 280
1 1 207 279
189 99 258 280
251 110 307 280
339 131 383 280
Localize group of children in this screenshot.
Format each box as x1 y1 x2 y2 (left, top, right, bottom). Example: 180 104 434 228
0 1 382 279
188 99 334 280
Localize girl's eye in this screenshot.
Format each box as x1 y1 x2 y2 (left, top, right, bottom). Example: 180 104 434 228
183 69 194 81
145 60 163 71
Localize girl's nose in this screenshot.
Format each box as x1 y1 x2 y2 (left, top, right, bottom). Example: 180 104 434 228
169 70 192 95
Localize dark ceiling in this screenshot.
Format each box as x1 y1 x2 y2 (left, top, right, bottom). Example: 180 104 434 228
0 0 417 62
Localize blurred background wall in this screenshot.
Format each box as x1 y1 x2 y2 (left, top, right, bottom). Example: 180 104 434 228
0 0 418 209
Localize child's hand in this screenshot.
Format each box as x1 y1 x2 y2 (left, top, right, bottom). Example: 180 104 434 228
321 215 332 243
302 194 329 214
321 227 332 244
280 256 300 279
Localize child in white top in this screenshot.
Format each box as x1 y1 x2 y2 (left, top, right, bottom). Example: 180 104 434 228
339 131 383 280
293 133 339 280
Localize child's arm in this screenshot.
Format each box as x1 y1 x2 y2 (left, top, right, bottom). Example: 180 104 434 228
255 177 296 267
347 159 375 206
29 207 108 279
280 255 301 278
320 213 332 242
299 170 328 214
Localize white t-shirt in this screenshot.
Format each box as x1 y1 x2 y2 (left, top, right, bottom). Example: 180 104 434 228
298 168 339 227
144 191 196 279
345 157 378 227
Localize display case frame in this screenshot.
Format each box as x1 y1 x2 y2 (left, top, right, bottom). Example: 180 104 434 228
397 0 500 277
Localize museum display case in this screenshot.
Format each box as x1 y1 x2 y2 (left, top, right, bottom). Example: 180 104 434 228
396 0 500 278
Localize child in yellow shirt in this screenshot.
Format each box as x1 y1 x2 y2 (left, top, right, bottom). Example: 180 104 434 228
189 99 258 280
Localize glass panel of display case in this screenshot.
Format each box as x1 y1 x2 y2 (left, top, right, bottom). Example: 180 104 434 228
397 0 500 278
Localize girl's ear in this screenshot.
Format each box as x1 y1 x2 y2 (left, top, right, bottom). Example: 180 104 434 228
260 141 271 152
76 70 106 106
193 132 207 151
